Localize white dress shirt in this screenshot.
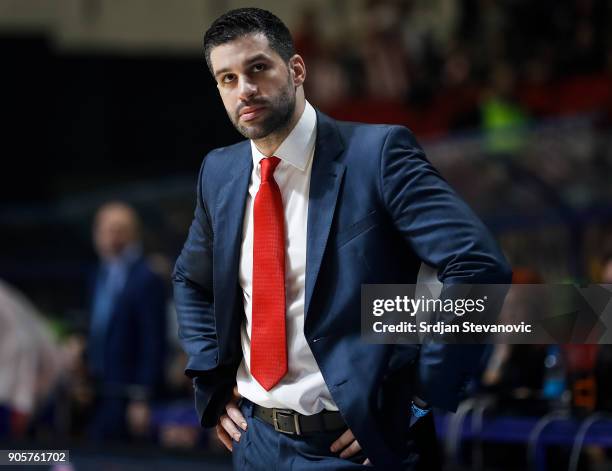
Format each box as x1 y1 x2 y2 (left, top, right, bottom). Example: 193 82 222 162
236 101 338 414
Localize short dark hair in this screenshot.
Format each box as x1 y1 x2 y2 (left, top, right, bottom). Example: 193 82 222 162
203 8 295 75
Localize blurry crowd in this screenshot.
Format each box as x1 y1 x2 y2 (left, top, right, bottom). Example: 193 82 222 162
298 0 612 136
479 264 612 414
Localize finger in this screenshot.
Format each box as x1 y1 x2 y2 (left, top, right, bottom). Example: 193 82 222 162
339 439 362 459
226 402 247 431
216 423 233 452
232 385 242 400
363 458 371 466
330 429 355 452
219 414 242 442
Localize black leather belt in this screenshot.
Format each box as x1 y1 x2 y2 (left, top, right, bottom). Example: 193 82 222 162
252 404 345 436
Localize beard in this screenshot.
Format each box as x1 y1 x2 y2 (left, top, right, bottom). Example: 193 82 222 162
230 75 296 140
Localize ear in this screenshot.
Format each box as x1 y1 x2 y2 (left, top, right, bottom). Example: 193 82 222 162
288 54 306 87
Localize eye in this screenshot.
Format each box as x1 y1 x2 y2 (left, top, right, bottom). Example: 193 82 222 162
252 63 266 72
221 73 236 84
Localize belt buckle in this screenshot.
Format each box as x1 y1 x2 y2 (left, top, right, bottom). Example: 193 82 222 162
272 409 301 435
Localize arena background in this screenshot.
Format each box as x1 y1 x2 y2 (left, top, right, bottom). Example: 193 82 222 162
1 1 612 470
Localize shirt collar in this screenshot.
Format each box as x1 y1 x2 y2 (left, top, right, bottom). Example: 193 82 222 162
250 100 317 172
103 243 142 269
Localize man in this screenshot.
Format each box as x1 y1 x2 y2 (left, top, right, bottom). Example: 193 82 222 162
173 8 511 470
88 202 167 440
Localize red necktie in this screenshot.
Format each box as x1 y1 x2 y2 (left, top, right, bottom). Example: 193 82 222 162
251 156 287 390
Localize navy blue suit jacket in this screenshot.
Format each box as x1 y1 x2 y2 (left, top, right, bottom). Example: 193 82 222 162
173 111 511 467
89 256 167 400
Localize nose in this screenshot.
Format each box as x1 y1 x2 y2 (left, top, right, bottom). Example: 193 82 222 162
238 76 257 101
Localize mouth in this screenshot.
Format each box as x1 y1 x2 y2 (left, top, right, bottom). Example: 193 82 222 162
239 105 266 122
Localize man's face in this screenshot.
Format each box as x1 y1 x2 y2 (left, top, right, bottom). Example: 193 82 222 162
210 33 296 140
93 206 138 260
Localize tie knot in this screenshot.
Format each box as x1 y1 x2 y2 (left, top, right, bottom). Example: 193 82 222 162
260 156 281 182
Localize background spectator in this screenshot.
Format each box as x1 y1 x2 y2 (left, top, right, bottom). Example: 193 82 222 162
86 202 167 441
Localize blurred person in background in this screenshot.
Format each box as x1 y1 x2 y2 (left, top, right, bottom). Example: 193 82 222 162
0 280 64 439
86 201 167 441
480 62 530 157
480 268 547 407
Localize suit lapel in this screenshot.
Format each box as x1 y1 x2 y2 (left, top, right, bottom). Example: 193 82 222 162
304 112 346 320
213 142 253 338
212 113 345 327
104 257 140 333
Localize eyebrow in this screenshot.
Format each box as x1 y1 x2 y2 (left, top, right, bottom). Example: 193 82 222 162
214 53 272 78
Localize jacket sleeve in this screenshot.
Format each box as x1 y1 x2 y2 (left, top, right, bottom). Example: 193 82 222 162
172 156 234 427
379 126 513 411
